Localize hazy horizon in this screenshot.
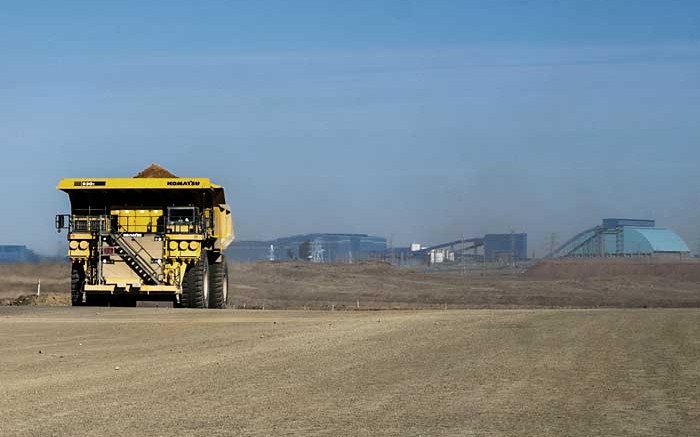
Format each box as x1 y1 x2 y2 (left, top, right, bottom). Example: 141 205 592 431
1 1 699 256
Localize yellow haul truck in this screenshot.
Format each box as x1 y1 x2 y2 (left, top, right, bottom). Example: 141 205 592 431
55 176 234 308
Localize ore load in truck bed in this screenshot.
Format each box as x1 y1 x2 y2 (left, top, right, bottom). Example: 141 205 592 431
134 163 179 178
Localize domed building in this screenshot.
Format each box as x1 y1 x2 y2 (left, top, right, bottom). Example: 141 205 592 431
551 219 690 258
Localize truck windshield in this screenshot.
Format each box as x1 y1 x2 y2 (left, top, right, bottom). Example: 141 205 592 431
167 207 200 233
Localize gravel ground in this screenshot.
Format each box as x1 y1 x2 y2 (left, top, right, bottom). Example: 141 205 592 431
1 307 699 436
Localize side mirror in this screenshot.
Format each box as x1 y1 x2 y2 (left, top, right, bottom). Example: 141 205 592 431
55 215 66 233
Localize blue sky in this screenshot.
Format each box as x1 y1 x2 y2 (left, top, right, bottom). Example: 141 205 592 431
1 1 699 255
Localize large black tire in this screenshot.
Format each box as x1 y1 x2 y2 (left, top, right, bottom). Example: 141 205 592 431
179 267 191 308
208 255 228 309
181 253 209 308
177 277 189 308
70 263 84 306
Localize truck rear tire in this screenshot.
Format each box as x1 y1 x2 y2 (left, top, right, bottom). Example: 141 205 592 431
70 263 84 306
181 253 209 308
209 255 228 309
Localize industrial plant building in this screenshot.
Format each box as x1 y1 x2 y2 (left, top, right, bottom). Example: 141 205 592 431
483 233 528 262
389 233 528 266
550 219 690 258
227 233 387 263
229 232 532 265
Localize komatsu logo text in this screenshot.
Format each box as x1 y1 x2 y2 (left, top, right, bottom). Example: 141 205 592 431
167 180 201 186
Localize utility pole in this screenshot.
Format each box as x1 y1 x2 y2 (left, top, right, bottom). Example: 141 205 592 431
547 232 560 259
461 234 465 278
388 236 394 265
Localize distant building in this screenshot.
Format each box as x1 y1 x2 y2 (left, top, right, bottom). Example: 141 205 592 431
483 233 528 262
0 245 39 263
552 218 691 258
410 243 423 252
429 248 454 264
394 233 528 266
227 233 387 263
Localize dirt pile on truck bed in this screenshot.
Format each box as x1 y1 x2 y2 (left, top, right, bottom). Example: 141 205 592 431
133 163 178 178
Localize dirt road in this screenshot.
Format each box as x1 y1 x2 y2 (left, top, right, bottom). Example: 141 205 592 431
1 307 699 436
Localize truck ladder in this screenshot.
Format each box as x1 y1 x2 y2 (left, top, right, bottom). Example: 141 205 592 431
109 233 161 285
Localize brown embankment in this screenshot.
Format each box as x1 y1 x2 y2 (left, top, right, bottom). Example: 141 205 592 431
524 258 700 280
3 260 700 309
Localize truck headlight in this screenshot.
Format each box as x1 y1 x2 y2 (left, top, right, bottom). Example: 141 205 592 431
189 241 200 250
69 241 79 250
79 241 89 250
179 241 189 250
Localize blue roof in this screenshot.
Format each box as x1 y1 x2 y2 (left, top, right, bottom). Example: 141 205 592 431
624 227 690 253
602 218 655 229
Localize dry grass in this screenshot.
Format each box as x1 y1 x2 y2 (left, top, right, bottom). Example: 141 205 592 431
525 258 700 281
0 263 69 304
229 261 700 310
3 260 700 309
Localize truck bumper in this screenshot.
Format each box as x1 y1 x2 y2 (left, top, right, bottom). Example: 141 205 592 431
84 284 180 294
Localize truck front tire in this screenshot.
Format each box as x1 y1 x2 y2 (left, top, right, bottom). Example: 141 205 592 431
209 255 228 309
71 263 84 306
181 253 209 308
